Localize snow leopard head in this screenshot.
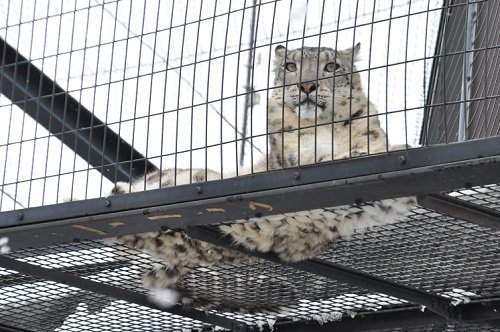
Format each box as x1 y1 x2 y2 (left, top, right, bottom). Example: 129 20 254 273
272 43 361 120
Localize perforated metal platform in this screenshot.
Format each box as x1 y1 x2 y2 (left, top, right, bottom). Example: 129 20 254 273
1 182 499 331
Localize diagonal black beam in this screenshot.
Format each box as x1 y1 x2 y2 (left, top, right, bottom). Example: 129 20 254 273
0 255 250 332
455 298 500 322
185 226 455 319
0 323 34 332
418 193 500 230
0 259 130 289
0 38 157 182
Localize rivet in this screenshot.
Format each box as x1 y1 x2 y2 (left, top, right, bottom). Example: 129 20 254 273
17 212 24 220
104 199 111 207
398 155 406 164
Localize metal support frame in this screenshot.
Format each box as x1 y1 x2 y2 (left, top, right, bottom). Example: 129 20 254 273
186 226 454 318
270 301 500 332
187 225 500 329
271 307 447 332
0 38 157 183
0 255 250 332
0 324 33 332
1 137 500 250
0 259 129 289
418 193 500 230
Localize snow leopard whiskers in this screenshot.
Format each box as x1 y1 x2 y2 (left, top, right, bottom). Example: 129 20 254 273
106 44 416 312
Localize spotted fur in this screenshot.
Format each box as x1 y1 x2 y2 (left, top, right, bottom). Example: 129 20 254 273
263 43 389 168
106 44 416 312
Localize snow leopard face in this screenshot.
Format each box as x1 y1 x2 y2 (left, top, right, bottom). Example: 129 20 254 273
272 44 361 121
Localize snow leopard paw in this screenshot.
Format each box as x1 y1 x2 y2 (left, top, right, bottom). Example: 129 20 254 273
142 263 186 289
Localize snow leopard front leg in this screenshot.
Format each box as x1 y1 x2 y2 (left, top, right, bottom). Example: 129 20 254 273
105 169 251 296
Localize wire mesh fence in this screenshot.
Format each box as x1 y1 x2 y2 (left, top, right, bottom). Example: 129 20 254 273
0 0 448 209
1 0 500 331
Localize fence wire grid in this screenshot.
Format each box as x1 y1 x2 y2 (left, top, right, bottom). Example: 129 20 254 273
0 0 500 331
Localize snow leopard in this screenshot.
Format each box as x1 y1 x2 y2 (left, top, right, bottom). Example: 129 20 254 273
106 44 416 312
265 43 388 168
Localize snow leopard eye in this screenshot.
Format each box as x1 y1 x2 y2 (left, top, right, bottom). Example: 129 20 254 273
325 62 340 72
285 62 297 72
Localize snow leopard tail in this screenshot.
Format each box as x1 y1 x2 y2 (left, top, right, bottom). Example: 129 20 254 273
334 196 417 238
219 196 417 263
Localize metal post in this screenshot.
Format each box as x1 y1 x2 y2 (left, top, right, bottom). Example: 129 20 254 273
240 0 258 166
458 1 477 142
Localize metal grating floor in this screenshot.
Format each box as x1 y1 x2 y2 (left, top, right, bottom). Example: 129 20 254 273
1 183 499 331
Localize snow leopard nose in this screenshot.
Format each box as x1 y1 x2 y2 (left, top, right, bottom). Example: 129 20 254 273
300 83 316 94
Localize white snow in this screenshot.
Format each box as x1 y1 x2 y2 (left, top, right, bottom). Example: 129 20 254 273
148 288 180 309
0 237 10 254
347 311 357 318
310 312 343 325
440 288 476 306
255 320 266 331
266 318 276 332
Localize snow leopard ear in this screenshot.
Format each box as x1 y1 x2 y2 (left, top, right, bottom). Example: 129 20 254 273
352 42 361 62
275 45 286 58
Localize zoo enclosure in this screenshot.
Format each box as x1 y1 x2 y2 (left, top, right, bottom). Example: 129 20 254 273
0 0 500 331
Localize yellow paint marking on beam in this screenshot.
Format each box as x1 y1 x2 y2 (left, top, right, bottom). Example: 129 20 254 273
147 214 182 221
109 221 126 228
248 200 273 212
72 224 107 235
206 208 225 213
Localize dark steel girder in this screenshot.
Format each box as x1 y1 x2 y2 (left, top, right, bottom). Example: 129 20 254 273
0 38 157 183
418 193 500 230
0 255 249 332
0 137 499 251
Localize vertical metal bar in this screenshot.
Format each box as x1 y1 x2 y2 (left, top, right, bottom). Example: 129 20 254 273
458 0 477 142
11 0 27 209
384 0 395 152
71 0 92 201
0 0 12 211
239 0 257 167
88 1 107 200
130 0 150 188
264 0 278 171
159 1 176 181
420 1 444 145
442 0 450 144
51 0 69 206
297 0 308 166
173 0 190 186
234 0 247 175
114 0 134 188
